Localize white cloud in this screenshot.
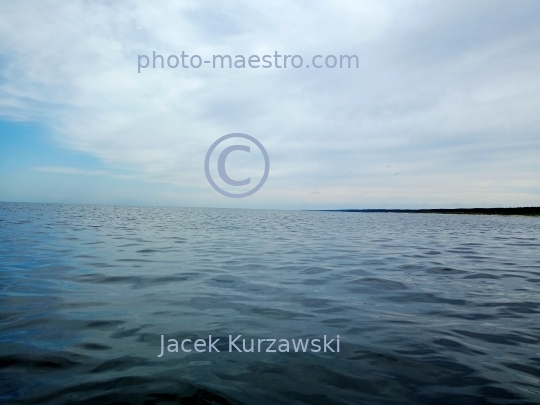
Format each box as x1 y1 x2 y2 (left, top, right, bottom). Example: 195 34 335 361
1 0 539 207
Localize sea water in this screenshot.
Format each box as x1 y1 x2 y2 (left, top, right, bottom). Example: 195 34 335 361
1 203 539 404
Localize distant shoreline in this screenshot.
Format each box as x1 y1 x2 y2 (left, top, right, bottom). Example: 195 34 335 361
315 207 540 216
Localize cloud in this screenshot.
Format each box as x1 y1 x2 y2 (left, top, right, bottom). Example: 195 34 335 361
1 0 539 207
33 166 112 176
32 166 141 181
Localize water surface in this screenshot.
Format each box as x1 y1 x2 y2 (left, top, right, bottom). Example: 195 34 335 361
1 203 539 404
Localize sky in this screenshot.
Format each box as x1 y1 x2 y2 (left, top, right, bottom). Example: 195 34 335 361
0 0 539 210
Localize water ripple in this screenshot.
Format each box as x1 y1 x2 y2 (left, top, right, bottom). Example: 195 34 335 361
1 203 539 404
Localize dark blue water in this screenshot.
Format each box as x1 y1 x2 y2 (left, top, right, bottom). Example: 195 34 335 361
1 203 539 404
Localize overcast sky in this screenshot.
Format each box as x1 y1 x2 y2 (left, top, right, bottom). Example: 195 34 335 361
1 0 539 209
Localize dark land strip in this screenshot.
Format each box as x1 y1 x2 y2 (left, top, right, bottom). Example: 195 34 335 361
314 207 540 216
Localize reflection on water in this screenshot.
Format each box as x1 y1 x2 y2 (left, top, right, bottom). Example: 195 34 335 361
1 203 539 404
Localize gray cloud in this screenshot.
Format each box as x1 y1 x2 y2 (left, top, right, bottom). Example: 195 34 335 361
0 0 539 207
